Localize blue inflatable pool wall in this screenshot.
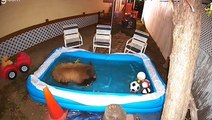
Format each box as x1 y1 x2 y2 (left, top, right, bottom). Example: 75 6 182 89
27 47 166 114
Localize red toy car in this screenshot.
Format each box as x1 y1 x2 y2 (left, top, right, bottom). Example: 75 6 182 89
0 52 32 80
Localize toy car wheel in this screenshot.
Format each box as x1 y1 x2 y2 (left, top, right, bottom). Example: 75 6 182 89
20 65 29 73
8 71 17 80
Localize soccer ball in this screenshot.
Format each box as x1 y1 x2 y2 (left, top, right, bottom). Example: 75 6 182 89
130 81 140 93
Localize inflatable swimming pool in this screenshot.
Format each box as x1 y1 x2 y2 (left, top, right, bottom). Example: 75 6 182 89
27 47 166 113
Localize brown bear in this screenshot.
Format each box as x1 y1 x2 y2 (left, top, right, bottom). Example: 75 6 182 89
52 62 96 86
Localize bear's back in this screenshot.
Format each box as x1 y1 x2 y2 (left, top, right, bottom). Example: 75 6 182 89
52 63 91 84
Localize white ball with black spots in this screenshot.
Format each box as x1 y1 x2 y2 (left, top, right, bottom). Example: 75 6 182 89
130 81 140 93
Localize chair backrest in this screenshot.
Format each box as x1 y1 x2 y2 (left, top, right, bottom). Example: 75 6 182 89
133 30 149 43
96 25 111 34
131 39 144 45
131 39 146 49
63 24 80 39
96 25 111 40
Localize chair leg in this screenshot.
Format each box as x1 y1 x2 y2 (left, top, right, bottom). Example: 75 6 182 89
143 47 146 53
143 45 147 53
124 48 127 53
93 46 96 52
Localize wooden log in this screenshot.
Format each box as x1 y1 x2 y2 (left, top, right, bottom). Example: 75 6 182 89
161 0 201 120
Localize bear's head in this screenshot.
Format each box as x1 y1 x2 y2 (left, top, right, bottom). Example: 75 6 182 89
87 63 96 78
81 63 96 86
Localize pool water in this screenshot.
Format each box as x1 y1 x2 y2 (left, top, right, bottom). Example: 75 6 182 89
40 53 153 94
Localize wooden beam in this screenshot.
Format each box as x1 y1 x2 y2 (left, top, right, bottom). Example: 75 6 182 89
161 0 201 119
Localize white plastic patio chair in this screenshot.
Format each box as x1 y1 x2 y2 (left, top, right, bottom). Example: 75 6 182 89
93 24 112 54
124 30 149 53
63 24 83 48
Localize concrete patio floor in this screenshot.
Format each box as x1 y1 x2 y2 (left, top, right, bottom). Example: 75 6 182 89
0 23 168 119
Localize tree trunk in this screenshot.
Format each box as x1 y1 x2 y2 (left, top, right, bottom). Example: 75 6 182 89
161 0 201 120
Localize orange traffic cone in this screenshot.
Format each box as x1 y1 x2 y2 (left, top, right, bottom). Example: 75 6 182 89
43 86 68 120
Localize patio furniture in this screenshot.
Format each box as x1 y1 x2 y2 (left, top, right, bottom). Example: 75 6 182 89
93 24 112 54
124 30 149 53
63 24 83 48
